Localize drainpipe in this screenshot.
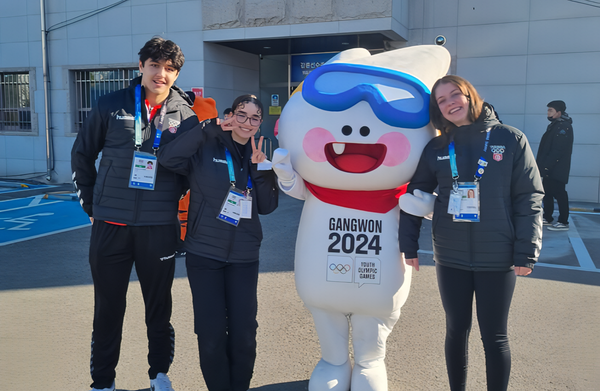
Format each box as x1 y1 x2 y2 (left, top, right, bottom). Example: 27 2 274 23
40 0 54 181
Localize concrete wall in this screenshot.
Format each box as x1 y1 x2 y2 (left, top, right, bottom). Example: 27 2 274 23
0 0 205 184
202 43 260 116
408 0 600 202
202 0 408 42
202 0 393 29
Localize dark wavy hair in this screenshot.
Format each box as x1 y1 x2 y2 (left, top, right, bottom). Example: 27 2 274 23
429 75 483 135
232 94 264 119
138 37 185 71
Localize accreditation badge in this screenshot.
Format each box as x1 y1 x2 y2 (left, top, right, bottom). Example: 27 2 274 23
447 190 462 215
129 151 157 190
452 182 480 222
217 186 246 226
240 194 252 219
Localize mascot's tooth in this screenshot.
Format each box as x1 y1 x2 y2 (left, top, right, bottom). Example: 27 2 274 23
332 143 345 155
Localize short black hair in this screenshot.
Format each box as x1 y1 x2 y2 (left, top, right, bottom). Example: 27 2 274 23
231 95 263 118
547 100 566 114
223 108 233 116
138 37 185 71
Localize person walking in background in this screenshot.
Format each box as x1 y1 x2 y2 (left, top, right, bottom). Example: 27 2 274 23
536 100 574 231
71 37 199 391
157 94 278 391
399 75 543 391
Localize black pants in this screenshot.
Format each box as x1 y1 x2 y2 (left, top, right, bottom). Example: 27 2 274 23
542 177 569 224
186 253 259 391
436 263 516 391
89 221 177 389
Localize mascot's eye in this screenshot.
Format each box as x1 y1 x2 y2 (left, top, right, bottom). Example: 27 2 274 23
342 125 352 136
360 126 370 137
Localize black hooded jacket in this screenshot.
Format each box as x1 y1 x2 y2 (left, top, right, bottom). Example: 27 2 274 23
399 104 544 271
71 76 199 225
536 113 573 184
157 120 279 263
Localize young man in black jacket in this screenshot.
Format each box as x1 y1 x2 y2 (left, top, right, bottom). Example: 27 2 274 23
71 37 199 391
536 100 574 231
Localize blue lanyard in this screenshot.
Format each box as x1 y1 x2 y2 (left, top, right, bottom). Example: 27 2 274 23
448 128 491 183
224 148 252 191
134 84 168 153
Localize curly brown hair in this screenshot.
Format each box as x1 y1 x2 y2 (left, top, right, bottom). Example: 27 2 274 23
429 75 483 135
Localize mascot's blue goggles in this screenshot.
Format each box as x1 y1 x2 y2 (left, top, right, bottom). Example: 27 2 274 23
302 63 431 129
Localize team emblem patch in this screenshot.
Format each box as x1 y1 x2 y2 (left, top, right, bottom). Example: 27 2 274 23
168 118 180 133
490 145 505 162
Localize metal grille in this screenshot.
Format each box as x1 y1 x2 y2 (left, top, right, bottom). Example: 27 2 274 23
74 68 139 131
0 72 31 131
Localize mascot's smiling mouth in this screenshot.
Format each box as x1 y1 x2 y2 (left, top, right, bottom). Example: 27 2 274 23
324 142 387 173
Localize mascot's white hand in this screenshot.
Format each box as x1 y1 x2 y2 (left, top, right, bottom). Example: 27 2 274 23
272 148 295 183
399 189 436 219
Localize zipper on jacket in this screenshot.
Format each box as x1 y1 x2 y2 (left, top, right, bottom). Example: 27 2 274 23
132 119 153 224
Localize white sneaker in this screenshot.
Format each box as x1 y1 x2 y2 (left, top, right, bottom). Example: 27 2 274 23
151 373 174 391
548 222 569 231
91 382 115 391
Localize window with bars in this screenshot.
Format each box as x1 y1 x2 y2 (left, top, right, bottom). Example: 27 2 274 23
73 68 140 132
0 72 31 132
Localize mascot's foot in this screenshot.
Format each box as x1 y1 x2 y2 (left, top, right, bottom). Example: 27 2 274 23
351 363 388 391
308 358 352 391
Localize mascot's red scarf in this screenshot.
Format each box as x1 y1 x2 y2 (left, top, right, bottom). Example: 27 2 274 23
304 181 408 214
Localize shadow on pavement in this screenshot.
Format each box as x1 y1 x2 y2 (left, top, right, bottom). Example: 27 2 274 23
528 266 600 286
252 380 309 390
1 191 599 291
0 194 303 291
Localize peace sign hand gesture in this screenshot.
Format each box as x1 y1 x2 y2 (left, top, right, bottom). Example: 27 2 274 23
251 136 266 164
221 116 235 132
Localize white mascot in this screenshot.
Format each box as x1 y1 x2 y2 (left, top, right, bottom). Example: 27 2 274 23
272 45 450 391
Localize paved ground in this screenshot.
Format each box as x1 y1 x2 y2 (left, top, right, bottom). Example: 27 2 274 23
1 184 599 391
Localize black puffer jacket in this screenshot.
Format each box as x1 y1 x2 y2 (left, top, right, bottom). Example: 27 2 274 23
157 120 279 263
536 114 573 184
71 77 199 225
399 104 544 271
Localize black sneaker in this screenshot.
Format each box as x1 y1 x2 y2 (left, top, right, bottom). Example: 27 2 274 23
542 218 553 226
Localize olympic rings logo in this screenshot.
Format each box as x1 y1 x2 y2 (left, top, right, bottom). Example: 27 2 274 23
490 145 505 154
329 263 351 274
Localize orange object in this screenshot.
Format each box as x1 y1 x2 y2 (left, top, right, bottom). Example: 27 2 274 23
178 96 219 241
178 191 190 241
191 96 218 121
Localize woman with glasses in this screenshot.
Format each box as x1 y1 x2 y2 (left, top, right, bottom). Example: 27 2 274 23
398 76 543 391
158 94 278 391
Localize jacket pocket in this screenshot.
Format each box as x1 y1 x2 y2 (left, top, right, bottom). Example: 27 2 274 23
188 200 206 235
93 158 112 204
504 206 516 241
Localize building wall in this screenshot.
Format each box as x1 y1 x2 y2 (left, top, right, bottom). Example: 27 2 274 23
201 0 394 29
0 0 206 184
408 0 600 202
202 43 260 116
1 0 599 203
201 0 409 42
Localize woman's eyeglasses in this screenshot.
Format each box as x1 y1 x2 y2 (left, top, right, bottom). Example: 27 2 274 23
235 113 262 126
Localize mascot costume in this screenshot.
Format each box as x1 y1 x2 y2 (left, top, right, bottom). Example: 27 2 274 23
272 45 450 390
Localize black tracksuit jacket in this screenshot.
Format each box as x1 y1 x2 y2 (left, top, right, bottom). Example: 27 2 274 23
399 104 544 271
157 120 279 263
71 77 199 225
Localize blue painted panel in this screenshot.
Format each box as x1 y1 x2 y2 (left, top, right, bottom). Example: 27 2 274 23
0 196 90 245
